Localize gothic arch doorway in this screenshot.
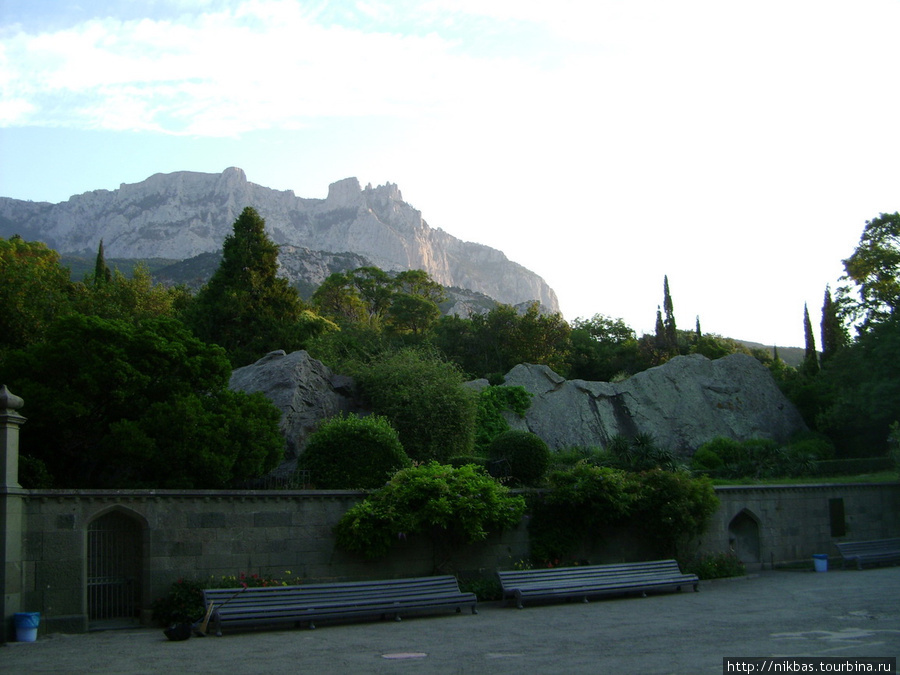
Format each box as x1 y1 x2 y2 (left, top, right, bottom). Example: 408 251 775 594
87 509 144 627
728 509 761 564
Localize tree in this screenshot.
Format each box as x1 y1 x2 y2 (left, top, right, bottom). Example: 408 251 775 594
802 303 819 376
0 235 73 353
311 272 367 324
820 285 847 364
186 207 331 366
5 314 282 487
663 275 677 350
816 316 900 456
567 314 639 381
93 239 113 286
75 263 188 322
352 348 478 463
387 270 445 335
838 212 900 328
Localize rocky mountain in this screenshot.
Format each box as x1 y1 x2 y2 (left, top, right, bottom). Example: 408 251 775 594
0 167 559 312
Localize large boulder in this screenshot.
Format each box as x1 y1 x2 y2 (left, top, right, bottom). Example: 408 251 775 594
229 350 360 469
500 353 807 454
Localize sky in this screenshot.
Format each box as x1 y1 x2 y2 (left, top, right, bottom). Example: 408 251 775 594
2 0 899 348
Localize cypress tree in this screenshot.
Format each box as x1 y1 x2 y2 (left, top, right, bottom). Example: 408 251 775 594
654 305 666 350
93 239 112 285
187 206 307 366
820 285 847 364
663 275 677 350
802 303 819 376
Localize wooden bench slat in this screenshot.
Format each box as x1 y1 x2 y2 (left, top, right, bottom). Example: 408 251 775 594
835 538 900 570
202 575 477 635
497 559 698 609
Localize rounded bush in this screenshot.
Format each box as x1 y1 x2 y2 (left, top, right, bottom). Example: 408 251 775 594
298 414 411 489
691 447 723 473
487 430 551 486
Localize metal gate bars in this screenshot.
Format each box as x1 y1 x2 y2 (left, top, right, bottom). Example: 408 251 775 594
87 511 142 623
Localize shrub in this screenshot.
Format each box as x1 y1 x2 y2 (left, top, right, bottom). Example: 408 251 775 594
353 348 477 463
333 462 526 566
679 552 746 580
691 446 723 473
608 433 676 472
474 386 532 453
487 430 551 486
528 464 639 564
529 464 719 564
631 469 719 557
151 571 303 626
151 577 206 626
298 414 411 489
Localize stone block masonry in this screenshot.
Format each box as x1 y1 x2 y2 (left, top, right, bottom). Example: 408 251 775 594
5 481 898 639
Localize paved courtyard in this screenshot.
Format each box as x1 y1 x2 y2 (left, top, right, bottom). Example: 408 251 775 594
2 566 898 674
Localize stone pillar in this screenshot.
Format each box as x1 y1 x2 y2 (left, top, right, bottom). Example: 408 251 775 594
0 385 27 643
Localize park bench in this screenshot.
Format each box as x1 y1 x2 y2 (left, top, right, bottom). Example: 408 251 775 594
834 538 900 570
202 575 477 635
497 559 699 609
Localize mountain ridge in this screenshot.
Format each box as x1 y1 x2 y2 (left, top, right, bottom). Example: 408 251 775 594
0 167 559 313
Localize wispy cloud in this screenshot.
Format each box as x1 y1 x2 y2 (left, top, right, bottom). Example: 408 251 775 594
1 0 542 136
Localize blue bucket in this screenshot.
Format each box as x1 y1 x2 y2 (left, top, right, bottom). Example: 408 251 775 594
813 554 828 573
14 612 40 642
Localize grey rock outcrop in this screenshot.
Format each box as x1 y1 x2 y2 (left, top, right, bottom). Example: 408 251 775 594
228 350 360 471
0 168 559 312
499 353 807 454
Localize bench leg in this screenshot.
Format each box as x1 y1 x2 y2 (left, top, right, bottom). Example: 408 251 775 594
471 605 478 615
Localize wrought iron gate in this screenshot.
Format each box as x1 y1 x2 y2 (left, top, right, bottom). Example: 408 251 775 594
87 511 142 623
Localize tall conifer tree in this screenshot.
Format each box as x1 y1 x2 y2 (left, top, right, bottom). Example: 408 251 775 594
820 285 847 364
802 303 819 376
187 206 309 366
93 239 112 285
663 275 677 349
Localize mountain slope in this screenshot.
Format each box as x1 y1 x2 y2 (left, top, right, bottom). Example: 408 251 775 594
0 168 559 312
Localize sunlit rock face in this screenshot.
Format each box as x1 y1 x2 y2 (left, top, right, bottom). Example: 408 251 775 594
0 168 559 312
498 353 808 454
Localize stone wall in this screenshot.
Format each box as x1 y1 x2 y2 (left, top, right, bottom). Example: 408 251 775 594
18 489 530 636
696 483 900 568
11 482 899 638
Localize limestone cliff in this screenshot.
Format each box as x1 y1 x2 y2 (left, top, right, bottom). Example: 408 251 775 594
0 168 559 312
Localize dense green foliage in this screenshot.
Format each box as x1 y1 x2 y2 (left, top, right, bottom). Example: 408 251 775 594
4 205 897 489
0 236 74 353
185 207 335 367
487 430 551 486
679 552 746 580
4 314 282 487
474 385 532 453
432 302 571 381
298 414 411 489
528 463 718 564
690 435 832 479
838 211 900 327
333 462 526 568
606 433 678 472
351 348 477 463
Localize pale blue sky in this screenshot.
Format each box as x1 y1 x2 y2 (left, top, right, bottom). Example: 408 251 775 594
2 0 899 348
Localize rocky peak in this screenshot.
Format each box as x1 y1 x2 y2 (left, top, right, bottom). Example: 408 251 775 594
325 177 364 208
0 168 560 312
